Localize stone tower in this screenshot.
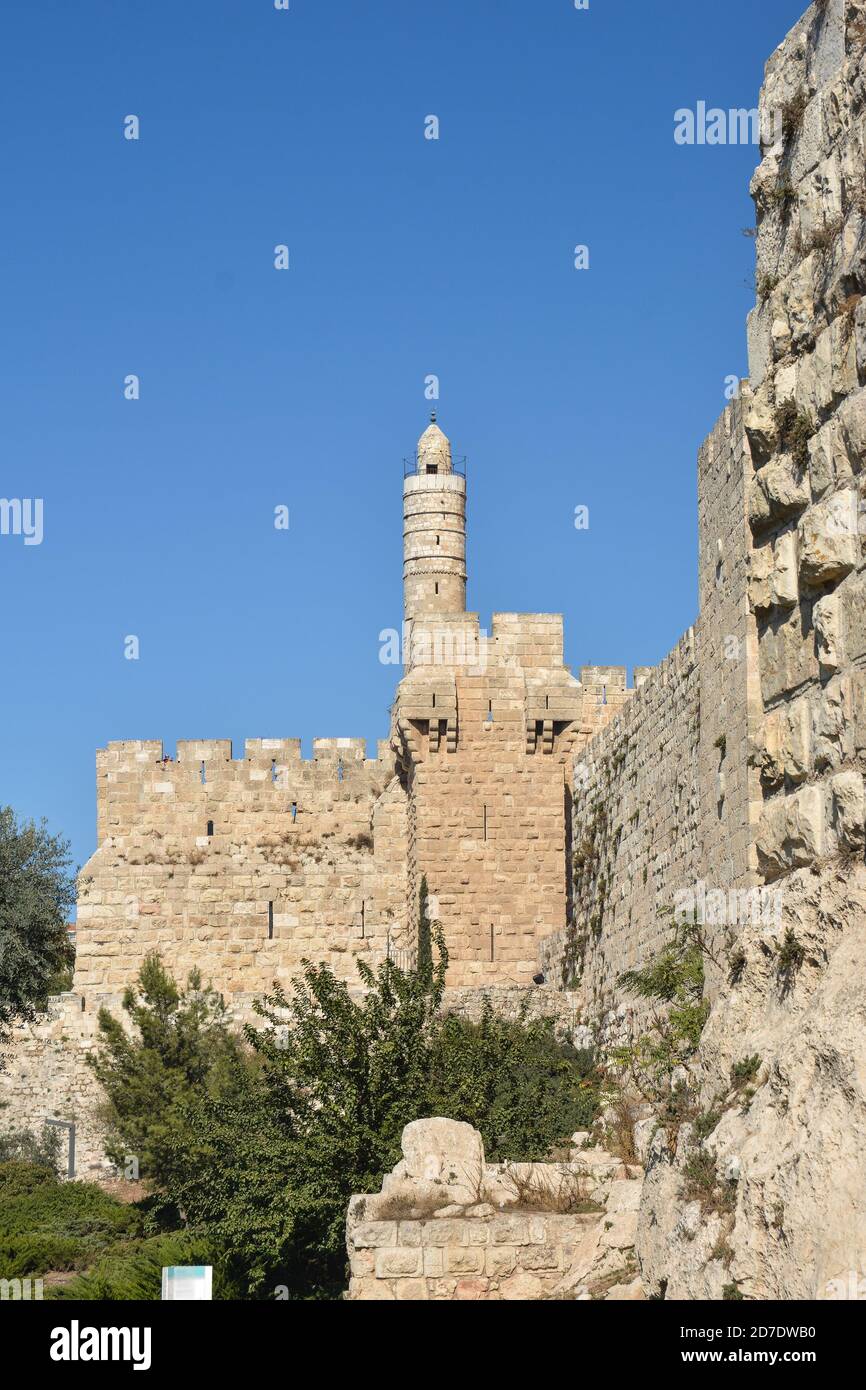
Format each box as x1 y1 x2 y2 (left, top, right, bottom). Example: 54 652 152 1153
402 414 467 628
393 416 591 987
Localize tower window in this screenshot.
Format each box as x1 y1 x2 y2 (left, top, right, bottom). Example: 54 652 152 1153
291 801 297 822
426 464 437 475
200 761 206 785
436 535 440 545
483 804 488 841
434 582 439 594
489 925 495 962
268 901 274 939
206 820 214 837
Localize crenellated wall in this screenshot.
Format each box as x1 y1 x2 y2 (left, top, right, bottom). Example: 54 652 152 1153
78 735 409 1001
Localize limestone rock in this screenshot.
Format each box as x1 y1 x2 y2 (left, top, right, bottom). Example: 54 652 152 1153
831 770 865 848
400 1118 485 1203
798 487 860 584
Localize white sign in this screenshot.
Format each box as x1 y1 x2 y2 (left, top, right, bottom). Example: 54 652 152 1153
161 1266 213 1301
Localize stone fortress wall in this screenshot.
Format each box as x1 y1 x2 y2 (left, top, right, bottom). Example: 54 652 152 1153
543 0 866 1017
3 0 864 1196
746 0 866 884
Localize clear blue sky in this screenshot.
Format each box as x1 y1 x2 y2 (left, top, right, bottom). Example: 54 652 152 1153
0 0 806 876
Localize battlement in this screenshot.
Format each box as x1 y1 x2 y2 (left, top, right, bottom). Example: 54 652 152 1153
95 736 397 845
99 736 389 770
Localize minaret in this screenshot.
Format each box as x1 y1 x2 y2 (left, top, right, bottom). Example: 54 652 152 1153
402 413 467 622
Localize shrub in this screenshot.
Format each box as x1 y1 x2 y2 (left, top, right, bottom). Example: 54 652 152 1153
427 1004 601 1161
774 401 814 470
728 948 747 986
692 1109 722 1143
614 921 709 1101
0 1162 137 1279
776 928 805 989
48 1233 231 1301
731 1055 761 1091
757 272 779 300
781 90 808 143
0 807 76 1050
682 1150 737 1217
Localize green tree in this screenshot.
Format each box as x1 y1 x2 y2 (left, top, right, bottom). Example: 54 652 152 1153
87 953 252 1183
0 807 75 1054
163 931 451 1298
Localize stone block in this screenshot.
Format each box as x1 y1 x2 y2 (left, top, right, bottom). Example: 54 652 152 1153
831 770 866 848
814 592 843 673
757 784 826 878
498 1270 545 1301
519 1244 560 1271
760 606 816 704
443 1246 485 1276
394 1278 428 1301
798 488 860 584
605 1178 643 1213
454 1278 489 1300
374 1247 423 1279
352 1222 397 1249
422 1219 468 1248
484 1245 519 1277
489 1215 531 1245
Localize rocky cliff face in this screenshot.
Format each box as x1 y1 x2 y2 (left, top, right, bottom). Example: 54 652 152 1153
638 861 866 1300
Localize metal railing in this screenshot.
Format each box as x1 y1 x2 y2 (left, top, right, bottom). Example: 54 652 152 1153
403 455 467 479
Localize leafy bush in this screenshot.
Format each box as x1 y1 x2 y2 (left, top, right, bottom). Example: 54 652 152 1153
731 1055 761 1090
774 401 814 471
614 921 709 1101
776 928 805 977
427 1003 600 1161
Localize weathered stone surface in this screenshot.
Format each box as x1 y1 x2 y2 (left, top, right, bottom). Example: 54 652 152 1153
400 1118 485 1202
798 487 860 583
757 783 826 878
639 864 866 1301
346 1124 644 1300
831 770 865 847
